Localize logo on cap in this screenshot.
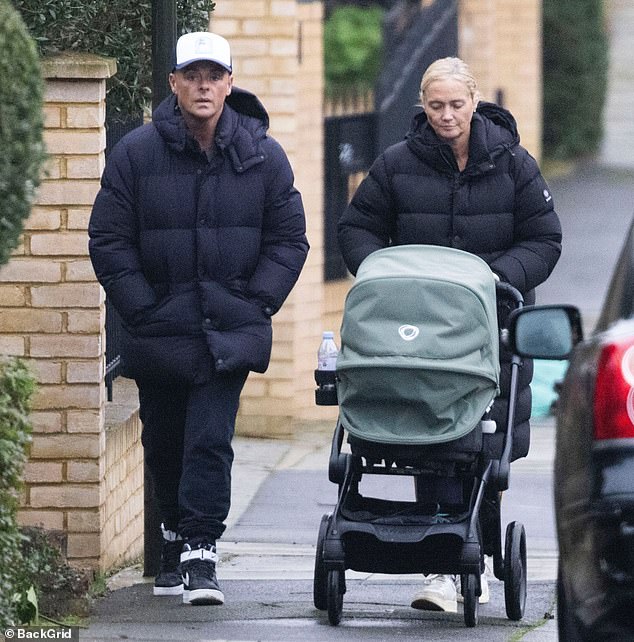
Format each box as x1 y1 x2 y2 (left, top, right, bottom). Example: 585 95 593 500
195 37 214 54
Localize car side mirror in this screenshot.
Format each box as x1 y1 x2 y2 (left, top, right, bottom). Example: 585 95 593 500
508 305 583 360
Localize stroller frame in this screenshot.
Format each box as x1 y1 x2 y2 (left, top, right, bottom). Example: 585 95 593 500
313 281 527 628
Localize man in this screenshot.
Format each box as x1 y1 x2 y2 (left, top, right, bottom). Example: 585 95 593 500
89 32 309 606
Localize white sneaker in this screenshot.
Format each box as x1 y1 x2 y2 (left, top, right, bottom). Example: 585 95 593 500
410 574 458 613
479 565 490 603
457 558 491 604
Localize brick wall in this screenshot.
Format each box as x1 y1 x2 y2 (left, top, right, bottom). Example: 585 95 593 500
0 53 144 570
102 379 144 569
212 0 337 433
3 3 332 571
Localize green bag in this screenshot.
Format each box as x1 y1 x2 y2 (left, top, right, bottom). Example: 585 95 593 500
337 245 500 445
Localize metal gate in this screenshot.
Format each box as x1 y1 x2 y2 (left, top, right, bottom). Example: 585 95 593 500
375 0 458 152
324 112 377 280
323 0 458 281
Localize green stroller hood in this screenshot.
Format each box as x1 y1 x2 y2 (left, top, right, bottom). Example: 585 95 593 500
337 245 500 445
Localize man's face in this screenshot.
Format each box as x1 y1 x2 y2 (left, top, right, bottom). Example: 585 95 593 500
169 61 233 124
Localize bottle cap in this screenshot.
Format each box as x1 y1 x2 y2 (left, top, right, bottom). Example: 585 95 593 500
322 331 334 339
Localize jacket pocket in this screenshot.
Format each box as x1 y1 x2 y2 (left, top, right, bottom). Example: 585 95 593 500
120 326 211 384
132 289 202 337
200 282 273 373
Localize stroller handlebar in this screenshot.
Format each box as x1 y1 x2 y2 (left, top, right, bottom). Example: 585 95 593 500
494 282 524 491
495 281 524 307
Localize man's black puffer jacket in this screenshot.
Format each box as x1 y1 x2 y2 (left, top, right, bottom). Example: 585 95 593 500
338 102 562 460
89 88 309 383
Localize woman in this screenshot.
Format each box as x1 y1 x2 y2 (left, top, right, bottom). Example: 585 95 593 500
338 57 562 613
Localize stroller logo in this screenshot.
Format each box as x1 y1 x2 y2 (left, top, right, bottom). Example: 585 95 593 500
398 324 420 341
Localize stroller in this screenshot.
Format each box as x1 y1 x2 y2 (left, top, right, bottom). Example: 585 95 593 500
313 245 527 628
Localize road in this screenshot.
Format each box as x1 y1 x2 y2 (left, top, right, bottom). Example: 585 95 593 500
537 163 634 328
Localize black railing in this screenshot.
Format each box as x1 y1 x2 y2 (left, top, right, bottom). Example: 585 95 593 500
104 301 122 402
324 112 377 281
103 112 144 399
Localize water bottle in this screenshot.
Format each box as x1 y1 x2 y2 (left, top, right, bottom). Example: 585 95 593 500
317 331 339 373
315 331 338 405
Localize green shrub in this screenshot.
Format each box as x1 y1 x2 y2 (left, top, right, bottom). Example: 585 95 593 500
0 358 35 628
543 0 608 160
0 0 46 268
324 4 384 96
14 0 215 117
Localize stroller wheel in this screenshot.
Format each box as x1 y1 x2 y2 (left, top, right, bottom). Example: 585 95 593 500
313 513 331 610
327 568 345 625
461 573 479 627
504 521 527 621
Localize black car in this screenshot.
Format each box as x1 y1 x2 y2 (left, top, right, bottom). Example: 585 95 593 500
509 218 634 640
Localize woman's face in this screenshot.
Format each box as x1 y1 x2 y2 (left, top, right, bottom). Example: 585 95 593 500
422 78 477 147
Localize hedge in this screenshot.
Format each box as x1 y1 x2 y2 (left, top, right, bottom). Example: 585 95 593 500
0 0 46 268
543 0 608 160
324 4 384 96
0 358 35 627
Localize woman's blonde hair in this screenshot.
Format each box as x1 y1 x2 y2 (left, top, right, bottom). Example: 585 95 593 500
419 57 480 104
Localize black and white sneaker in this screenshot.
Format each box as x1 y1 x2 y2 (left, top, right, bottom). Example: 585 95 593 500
153 525 183 596
181 542 224 605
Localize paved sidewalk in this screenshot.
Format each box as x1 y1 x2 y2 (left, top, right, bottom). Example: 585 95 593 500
109 418 558 584
102 417 559 641
232 418 558 641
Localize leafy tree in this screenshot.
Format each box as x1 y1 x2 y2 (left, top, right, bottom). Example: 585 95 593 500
0 4 40 622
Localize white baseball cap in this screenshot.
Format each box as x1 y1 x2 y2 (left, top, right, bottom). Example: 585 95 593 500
174 32 232 73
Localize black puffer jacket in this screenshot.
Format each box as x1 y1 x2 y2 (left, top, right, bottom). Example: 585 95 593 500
89 89 309 383
338 102 562 460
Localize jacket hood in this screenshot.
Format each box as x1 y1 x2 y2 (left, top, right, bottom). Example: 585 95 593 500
474 101 520 145
152 87 270 164
225 87 269 129
406 101 520 171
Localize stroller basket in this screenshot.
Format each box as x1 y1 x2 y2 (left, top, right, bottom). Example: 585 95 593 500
336 245 500 445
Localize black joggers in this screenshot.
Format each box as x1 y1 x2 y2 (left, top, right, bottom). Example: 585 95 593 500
138 370 249 542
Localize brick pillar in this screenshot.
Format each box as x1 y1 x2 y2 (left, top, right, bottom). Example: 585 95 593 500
493 0 542 160
459 0 542 159
0 53 116 568
212 0 334 434
459 0 498 100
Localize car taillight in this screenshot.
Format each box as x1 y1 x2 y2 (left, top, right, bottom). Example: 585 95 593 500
593 338 634 440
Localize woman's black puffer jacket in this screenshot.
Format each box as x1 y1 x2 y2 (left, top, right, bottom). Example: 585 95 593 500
89 89 309 383
338 102 562 460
